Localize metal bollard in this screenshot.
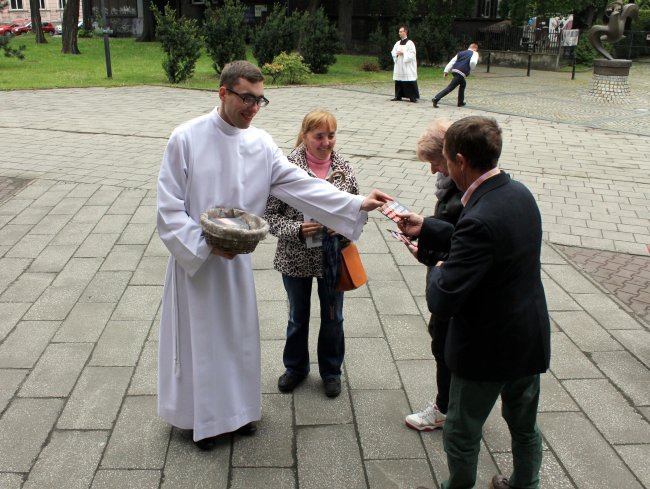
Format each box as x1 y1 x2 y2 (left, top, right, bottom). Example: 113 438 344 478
103 30 112 79
486 52 491 73
571 48 576 80
526 53 532 77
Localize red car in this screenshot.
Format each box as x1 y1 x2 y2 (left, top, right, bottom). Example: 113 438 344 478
11 21 56 36
0 19 28 36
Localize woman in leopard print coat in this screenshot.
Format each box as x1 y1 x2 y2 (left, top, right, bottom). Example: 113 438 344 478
263 109 359 399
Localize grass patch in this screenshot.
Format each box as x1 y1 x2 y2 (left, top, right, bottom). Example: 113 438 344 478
0 34 443 90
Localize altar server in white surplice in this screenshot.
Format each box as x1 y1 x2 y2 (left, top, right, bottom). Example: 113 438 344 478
157 60 392 450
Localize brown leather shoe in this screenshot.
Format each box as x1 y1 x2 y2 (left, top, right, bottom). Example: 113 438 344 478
490 474 510 489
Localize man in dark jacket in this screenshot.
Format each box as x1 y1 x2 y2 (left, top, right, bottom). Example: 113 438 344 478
432 43 479 108
400 116 550 489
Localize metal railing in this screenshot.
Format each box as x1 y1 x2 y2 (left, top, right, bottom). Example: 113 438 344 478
473 26 566 55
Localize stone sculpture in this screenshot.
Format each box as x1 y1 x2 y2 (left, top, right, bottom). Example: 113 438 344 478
588 2 640 60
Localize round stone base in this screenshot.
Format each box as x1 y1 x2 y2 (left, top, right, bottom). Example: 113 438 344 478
585 60 633 104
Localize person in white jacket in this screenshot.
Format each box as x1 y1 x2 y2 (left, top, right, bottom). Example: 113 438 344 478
156 60 392 451
391 26 419 103
432 43 479 108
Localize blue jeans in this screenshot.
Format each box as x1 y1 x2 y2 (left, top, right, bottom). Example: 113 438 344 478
282 274 344 380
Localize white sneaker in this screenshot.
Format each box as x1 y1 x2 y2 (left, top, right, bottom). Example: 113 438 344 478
405 401 446 431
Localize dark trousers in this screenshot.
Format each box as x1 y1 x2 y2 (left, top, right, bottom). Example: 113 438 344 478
394 80 420 101
441 374 543 489
433 73 467 105
428 316 451 414
281 274 344 380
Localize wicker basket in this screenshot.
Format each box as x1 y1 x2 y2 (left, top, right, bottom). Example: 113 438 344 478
200 208 269 254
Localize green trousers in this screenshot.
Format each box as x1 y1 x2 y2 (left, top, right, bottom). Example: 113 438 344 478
441 373 542 489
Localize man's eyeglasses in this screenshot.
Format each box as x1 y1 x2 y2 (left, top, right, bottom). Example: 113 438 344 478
226 88 269 107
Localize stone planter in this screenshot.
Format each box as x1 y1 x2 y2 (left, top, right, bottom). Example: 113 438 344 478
585 59 633 103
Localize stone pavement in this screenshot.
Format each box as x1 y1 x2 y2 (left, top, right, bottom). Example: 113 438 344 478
0 64 649 489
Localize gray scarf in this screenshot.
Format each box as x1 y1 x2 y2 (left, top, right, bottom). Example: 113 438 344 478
435 173 455 200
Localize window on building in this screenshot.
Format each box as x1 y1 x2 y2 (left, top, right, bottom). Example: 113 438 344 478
40 0 46 9
105 0 137 16
58 0 65 9
10 0 24 9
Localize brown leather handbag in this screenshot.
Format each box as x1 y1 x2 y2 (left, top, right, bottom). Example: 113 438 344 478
337 243 368 291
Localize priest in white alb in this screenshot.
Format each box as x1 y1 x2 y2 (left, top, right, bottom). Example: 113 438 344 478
157 60 392 450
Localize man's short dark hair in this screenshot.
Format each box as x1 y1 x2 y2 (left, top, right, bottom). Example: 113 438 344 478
220 60 264 88
444 116 502 171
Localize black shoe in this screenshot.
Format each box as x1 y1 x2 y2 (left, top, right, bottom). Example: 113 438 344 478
409 98 418 103
432 98 439 108
458 102 466 107
194 435 220 451
234 422 257 436
323 377 341 398
390 97 402 101
278 372 305 393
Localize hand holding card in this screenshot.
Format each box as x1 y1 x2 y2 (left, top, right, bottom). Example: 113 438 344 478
380 201 411 223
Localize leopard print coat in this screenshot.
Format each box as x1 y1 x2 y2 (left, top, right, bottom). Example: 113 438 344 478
263 144 360 278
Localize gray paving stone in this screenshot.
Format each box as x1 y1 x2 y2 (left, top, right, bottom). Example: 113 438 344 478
0 224 31 246
381 314 431 360
261 339 285 394
550 311 622 352
53 301 115 342
30 214 72 235
368 281 420 315
50 221 95 246
74 233 120 258
144 234 169 257
0 398 64 472
0 369 27 412
258 300 288 340
231 468 296 489
294 375 353 425
0 272 55 303
129 204 155 224
538 412 642 489
100 244 146 271
52 257 102 288
71 205 109 223
57 366 132 429
50 197 88 215
0 473 23 489
101 395 170 469
541 278 582 311
610 329 650 369
396 359 437 415
118 223 155 245
492 449 575 489
365 459 435 489
343 296 383 337
90 320 151 366
232 394 293 467
549 332 603 380
542 264 600 294
80 271 131 302
591 351 650 406
251 241 276 270
85 188 121 206
297 424 365 489
0 320 58 368
129 340 157 395
23 285 84 321
93 214 131 234
345 338 401 389
614 445 650 489
91 470 161 489
570 293 644 330
19 343 93 397
6 233 53 258
161 428 229 489
111 285 162 320
362 253 401 282
564 378 650 444
357 220 390 254
352 389 424 459
28 244 76 273
400 264 427 296
23 430 108 489
254 269 286 301
0 257 31 295
130 255 167 285
538 372 578 412
0 302 30 340
541 244 567 264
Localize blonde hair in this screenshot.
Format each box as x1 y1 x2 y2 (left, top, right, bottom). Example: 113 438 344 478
416 119 451 163
295 109 338 147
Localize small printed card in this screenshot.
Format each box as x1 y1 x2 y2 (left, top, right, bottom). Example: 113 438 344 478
380 201 410 223
388 229 415 247
209 216 250 230
303 215 323 249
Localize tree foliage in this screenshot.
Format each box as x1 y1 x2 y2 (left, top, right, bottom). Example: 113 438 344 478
153 3 203 83
261 51 311 84
368 25 395 70
299 6 341 74
252 4 301 66
204 0 247 74
0 0 26 59
414 13 458 65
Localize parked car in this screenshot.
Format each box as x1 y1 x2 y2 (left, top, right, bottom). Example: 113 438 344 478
0 19 28 36
11 21 56 36
55 20 84 35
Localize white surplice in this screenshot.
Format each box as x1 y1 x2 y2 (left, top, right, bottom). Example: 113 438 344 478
157 108 367 441
391 39 417 81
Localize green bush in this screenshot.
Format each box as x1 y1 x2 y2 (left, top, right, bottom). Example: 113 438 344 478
298 7 341 74
153 3 203 83
0 34 26 59
261 51 311 84
368 25 394 71
252 4 301 67
574 30 613 65
204 0 247 74
415 13 458 65
78 28 94 38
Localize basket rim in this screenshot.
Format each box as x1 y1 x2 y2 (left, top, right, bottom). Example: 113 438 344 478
200 207 269 242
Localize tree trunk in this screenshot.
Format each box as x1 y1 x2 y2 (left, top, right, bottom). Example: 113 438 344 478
82 0 93 31
137 0 157 42
29 0 47 44
338 0 353 51
62 0 81 54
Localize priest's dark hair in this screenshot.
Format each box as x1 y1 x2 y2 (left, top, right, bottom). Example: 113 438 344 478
220 60 265 88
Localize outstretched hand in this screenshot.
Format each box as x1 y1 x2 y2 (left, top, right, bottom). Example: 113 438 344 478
361 189 393 212
396 212 424 237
